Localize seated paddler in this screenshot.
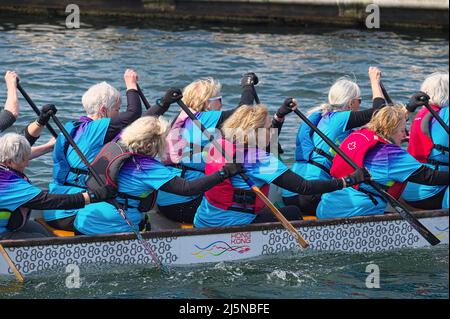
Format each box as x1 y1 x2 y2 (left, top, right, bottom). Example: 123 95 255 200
43 69 144 231
0 133 116 240
72 114 244 236
402 72 449 210
193 103 370 228
317 105 449 219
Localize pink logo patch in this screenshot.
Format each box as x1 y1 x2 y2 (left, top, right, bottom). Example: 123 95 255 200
347 142 357 150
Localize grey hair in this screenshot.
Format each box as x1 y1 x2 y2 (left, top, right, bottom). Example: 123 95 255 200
0 133 31 164
308 77 361 116
81 81 122 116
420 72 449 107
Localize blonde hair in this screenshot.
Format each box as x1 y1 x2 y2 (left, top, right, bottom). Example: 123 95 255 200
309 77 361 116
120 116 169 157
420 72 449 107
221 104 269 145
366 104 408 140
182 77 222 112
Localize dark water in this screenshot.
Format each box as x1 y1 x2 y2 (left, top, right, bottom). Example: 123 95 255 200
0 15 448 298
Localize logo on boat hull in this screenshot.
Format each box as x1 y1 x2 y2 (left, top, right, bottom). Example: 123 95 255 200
192 232 252 258
434 226 449 240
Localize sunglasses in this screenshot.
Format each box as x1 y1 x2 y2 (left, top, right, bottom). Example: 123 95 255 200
208 96 222 103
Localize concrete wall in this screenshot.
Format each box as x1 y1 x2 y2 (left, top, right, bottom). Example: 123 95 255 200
0 0 448 29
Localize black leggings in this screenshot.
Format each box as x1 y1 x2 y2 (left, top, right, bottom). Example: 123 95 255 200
46 215 76 231
282 194 321 216
157 196 203 224
404 188 447 210
252 205 301 223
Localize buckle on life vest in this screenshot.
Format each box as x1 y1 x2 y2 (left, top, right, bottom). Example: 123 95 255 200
231 190 257 214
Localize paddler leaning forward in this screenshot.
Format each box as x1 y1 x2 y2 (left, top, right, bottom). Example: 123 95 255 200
317 105 449 218
193 103 370 228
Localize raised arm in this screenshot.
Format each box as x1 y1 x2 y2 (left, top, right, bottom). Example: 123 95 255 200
1 71 20 132
105 69 142 142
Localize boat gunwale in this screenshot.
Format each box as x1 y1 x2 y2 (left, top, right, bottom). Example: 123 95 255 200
0 209 447 248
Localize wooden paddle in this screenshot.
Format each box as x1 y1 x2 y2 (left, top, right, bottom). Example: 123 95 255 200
176 99 309 249
293 108 440 246
0 244 24 283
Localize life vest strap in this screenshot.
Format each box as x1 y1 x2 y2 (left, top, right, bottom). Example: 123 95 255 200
357 187 385 206
433 144 450 153
307 159 331 175
169 164 205 178
69 167 89 176
427 159 449 170
313 147 334 162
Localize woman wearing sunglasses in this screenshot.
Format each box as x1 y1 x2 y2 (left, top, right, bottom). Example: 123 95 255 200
156 73 290 224
281 67 388 215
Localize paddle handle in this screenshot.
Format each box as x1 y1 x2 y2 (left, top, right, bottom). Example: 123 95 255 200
0 244 24 283
293 108 440 246
136 83 152 110
380 81 393 105
16 82 58 138
176 100 309 249
424 103 449 134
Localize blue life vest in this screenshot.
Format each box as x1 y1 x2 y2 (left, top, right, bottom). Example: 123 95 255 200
52 117 110 189
295 112 323 162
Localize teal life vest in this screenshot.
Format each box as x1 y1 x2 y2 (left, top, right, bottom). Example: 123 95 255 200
0 164 32 232
295 112 323 161
52 117 110 189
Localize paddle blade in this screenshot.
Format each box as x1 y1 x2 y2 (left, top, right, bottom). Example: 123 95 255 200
251 186 309 248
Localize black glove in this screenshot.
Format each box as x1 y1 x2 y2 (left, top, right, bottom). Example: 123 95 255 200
276 98 297 118
219 163 245 180
87 185 118 203
406 91 430 113
159 88 183 109
240 72 259 88
37 104 57 126
343 167 371 187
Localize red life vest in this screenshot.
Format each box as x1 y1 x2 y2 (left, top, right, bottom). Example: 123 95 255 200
407 105 449 167
330 128 406 199
204 139 269 214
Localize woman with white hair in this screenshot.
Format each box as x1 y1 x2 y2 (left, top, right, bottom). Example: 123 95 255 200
317 105 448 218
43 69 144 231
0 133 116 239
73 116 243 235
281 66 388 215
402 72 449 209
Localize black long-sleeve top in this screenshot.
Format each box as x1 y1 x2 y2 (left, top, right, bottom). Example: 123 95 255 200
0 110 16 132
273 169 344 195
143 86 256 127
104 89 142 143
159 171 224 195
345 97 386 130
407 166 449 185
23 192 85 210
1 109 40 146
